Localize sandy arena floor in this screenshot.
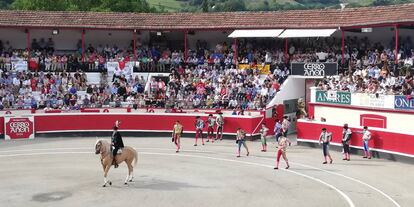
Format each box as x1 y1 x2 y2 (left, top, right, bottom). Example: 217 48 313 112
0 136 413 207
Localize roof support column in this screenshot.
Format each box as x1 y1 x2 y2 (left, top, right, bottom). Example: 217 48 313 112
233 38 238 66
284 38 288 64
395 24 399 65
341 29 345 66
184 30 188 64
26 29 30 55
81 29 85 63
133 30 137 61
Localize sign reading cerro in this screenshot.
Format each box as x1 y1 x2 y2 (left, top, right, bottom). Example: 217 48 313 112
394 95 414 110
291 62 338 76
315 90 351 105
4 117 35 140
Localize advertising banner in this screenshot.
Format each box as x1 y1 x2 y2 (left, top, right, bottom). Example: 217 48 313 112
11 60 28 72
238 64 270 74
394 95 414 110
4 116 35 140
352 93 395 109
106 61 134 77
315 90 351 105
291 62 338 76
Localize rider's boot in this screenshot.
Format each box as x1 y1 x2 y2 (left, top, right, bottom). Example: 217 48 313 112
113 156 118 168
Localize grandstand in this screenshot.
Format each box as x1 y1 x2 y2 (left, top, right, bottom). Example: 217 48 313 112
0 3 414 156
2 4 414 207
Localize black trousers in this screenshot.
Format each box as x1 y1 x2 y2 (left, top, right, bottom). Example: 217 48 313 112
113 147 120 157
343 143 350 154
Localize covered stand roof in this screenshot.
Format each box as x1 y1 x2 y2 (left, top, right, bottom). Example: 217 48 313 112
228 29 283 38
278 29 337 38
0 4 413 30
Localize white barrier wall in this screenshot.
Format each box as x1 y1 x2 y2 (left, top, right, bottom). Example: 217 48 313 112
267 76 305 108
310 87 414 134
313 105 414 134
310 88 414 110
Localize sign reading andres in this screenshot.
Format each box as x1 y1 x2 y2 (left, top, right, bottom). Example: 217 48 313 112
315 90 351 105
291 63 338 76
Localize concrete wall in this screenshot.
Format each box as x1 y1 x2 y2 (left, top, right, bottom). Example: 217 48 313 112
188 30 232 50
84 30 133 50
0 28 27 49
30 29 81 51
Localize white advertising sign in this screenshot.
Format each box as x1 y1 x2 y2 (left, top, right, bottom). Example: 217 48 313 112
352 93 395 109
106 61 134 77
12 60 28 72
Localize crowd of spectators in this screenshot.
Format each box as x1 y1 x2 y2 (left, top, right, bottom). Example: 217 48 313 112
314 36 414 96
1 34 414 111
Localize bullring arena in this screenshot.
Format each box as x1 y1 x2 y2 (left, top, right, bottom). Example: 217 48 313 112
2 3 414 207
1 135 414 207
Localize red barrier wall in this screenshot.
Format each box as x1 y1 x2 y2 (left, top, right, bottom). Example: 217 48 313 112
32 114 263 135
0 117 4 134
297 120 414 156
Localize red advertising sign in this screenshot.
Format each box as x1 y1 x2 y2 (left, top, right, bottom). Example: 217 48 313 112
4 117 35 140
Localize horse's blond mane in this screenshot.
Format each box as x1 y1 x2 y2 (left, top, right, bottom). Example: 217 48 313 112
96 139 111 155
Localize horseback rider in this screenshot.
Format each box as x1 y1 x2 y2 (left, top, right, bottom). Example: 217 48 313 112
111 124 124 168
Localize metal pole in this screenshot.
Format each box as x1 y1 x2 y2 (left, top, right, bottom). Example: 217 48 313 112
234 38 238 65
26 29 30 54
133 30 137 61
342 29 345 65
284 38 288 64
395 24 399 65
184 30 188 63
81 30 85 62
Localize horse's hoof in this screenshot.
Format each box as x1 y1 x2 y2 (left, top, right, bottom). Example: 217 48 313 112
102 185 106 187
124 182 128 185
109 181 112 186
128 179 133 182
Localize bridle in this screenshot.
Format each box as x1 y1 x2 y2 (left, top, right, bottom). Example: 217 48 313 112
95 140 110 162
95 141 102 155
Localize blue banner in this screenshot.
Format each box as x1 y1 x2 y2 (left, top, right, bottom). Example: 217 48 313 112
394 95 414 110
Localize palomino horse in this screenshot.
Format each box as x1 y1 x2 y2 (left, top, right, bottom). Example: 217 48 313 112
95 139 138 187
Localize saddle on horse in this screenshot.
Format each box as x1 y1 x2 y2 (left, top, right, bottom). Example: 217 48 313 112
112 147 123 168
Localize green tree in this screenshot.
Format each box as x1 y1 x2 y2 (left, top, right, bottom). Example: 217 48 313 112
202 0 209 12
219 0 246 12
65 0 102 11
93 0 153 12
0 0 13 9
12 0 155 12
12 0 68 11
373 0 397 6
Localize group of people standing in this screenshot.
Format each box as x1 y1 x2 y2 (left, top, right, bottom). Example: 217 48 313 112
172 113 224 153
170 114 292 170
109 116 372 172
319 124 372 164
